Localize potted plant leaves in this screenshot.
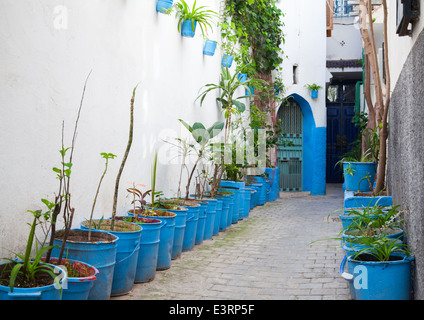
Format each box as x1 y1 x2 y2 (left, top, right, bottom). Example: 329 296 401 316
174 0 218 38
0 207 67 300
305 83 322 99
156 0 174 14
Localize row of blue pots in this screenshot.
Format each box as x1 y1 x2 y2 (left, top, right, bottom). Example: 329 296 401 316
0 168 280 300
338 191 414 300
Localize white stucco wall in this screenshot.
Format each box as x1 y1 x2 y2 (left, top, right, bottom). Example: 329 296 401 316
0 0 224 257
386 0 424 89
278 0 327 127
327 16 363 61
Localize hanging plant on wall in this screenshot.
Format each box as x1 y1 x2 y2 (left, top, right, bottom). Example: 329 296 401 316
174 0 218 38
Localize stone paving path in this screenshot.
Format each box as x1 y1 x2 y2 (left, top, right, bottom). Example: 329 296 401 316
113 184 350 300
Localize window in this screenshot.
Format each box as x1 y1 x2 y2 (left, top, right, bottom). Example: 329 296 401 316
293 65 298 85
333 0 353 17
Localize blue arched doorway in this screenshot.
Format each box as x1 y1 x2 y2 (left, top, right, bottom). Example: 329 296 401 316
277 94 326 195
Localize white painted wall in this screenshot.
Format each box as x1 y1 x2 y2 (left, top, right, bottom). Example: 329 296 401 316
386 0 424 89
0 0 224 257
327 16 363 61
277 0 327 127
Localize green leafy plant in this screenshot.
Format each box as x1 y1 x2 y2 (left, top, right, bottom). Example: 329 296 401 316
178 119 224 199
304 83 322 91
351 236 411 262
196 66 264 197
174 0 218 37
1 209 59 292
126 183 151 217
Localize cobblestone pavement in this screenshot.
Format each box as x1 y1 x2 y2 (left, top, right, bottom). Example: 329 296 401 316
113 184 350 300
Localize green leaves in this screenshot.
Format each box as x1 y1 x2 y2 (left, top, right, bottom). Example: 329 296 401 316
178 119 224 146
174 0 218 37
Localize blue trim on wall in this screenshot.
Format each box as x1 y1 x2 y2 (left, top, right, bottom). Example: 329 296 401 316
280 94 326 195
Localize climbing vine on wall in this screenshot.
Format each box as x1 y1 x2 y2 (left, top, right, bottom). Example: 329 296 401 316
224 0 285 74
221 0 286 166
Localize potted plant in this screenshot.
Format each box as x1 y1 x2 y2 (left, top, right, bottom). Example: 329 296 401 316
174 0 217 38
196 66 266 199
336 150 377 193
156 0 174 14
340 237 414 300
40 72 119 300
0 208 67 300
305 83 322 98
203 39 218 56
340 205 405 255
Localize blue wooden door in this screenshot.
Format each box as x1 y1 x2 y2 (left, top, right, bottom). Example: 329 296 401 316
326 83 360 183
277 99 303 191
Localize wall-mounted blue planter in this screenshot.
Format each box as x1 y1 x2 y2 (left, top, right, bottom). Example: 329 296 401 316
51 229 118 300
311 89 318 99
221 54 234 68
181 19 197 38
274 86 281 96
203 40 217 56
156 0 173 13
238 73 247 83
246 86 255 96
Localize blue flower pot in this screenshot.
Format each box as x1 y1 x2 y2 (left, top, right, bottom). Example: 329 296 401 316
245 86 255 96
311 89 318 99
215 194 231 232
159 206 187 260
0 262 67 300
44 257 99 300
188 199 208 245
221 54 234 68
140 208 176 271
124 214 162 283
80 219 142 297
343 162 377 192
181 19 197 38
249 176 267 205
263 167 278 202
242 189 251 218
51 229 118 300
238 73 247 83
203 40 218 56
220 180 245 221
156 0 173 13
340 253 414 300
